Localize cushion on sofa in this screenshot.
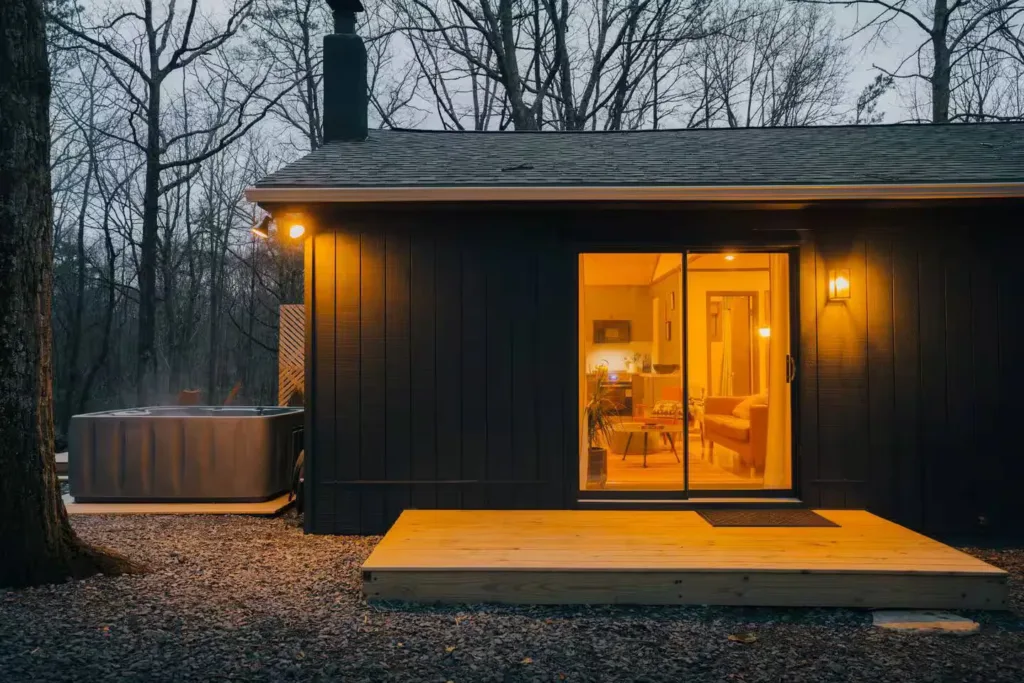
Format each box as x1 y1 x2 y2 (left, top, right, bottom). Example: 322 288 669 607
704 414 750 442
651 400 684 418
731 393 768 420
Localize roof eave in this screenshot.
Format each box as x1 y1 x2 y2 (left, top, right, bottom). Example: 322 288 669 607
244 182 1024 205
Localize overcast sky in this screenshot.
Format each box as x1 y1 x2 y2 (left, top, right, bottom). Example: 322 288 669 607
832 5 916 120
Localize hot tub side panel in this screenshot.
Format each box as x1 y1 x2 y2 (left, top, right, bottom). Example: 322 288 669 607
69 411 303 502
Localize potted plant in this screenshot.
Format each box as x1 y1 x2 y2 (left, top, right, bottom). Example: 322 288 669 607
585 369 616 487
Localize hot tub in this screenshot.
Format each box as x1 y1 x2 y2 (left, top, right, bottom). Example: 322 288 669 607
68 406 303 503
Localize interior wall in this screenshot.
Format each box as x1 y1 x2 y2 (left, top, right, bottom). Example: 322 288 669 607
582 284 653 371
648 270 683 366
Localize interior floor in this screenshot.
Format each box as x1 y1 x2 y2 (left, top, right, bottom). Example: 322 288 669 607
596 434 766 491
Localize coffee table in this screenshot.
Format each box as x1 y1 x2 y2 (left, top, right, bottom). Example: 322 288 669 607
616 422 685 468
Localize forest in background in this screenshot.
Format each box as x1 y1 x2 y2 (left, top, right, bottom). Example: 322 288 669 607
45 0 1024 445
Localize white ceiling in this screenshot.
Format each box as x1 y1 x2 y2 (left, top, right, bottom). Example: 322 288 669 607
582 253 660 285
582 252 769 286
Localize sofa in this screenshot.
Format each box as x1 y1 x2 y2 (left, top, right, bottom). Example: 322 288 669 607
703 395 768 473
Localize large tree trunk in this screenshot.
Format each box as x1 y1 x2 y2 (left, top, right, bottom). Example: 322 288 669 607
0 0 142 587
931 0 951 123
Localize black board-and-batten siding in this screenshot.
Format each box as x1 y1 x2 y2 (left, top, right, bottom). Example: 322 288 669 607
303 203 1024 536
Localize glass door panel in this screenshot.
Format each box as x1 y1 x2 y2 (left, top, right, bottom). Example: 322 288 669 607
685 252 793 491
579 253 685 492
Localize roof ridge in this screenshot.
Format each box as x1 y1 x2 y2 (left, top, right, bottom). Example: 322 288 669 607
377 121 1024 135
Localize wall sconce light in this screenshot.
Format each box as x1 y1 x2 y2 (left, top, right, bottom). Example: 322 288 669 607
288 223 306 239
758 326 771 338
828 268 851 301
251 215 272 239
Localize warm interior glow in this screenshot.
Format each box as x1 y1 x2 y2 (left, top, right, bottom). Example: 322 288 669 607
828 269 851 300
288 224 306 239
578 252 792 494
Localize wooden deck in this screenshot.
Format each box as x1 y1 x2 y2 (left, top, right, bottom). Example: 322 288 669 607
362 510 1008 609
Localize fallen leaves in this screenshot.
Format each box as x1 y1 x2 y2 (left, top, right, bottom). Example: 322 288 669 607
444 645 456 654
521 657 533 665
728 632 758 644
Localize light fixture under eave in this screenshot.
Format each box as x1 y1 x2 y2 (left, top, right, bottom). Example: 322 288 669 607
828 268 851 301
724 253 736 261
251 215 272 239
288 223 306 239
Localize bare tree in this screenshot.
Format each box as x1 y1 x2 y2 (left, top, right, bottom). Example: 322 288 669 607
702 0 849 127
950 6 1024 119
390 0 723 130
49 0 287 403
796 0 1023 122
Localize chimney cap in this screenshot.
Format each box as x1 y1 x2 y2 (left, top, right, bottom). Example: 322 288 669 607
326 0 364 12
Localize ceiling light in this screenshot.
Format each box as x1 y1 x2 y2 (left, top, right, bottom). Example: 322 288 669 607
724 254 736 261
288 224 306 239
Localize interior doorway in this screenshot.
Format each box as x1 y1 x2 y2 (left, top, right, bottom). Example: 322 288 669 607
706 292 759 398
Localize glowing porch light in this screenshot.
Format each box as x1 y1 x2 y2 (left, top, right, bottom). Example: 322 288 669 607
758 327 771 338
828 269 851 301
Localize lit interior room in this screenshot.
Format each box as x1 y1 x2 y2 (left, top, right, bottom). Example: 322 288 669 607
579 252 792 493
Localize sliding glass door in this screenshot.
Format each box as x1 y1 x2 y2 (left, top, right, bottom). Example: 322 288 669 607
578 251 794 496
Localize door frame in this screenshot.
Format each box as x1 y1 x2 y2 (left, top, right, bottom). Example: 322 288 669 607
574 245 801 503
705 290 760 397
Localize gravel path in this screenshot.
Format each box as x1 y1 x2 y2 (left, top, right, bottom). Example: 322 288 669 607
2 514 1024 683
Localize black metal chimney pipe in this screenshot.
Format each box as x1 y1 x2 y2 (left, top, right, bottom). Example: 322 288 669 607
323 0 367 143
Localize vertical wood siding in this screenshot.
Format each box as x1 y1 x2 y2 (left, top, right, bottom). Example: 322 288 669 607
306 204 1022 535
306 214 568 534
800 206 1024 534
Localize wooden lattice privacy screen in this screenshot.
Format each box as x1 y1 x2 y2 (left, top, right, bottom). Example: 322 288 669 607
278 304 305 406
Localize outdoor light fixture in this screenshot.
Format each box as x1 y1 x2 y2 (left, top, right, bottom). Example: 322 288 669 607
724 253 736 261
288 223 306 239
758 326 771 338
828 268 851 301
251 215 272 239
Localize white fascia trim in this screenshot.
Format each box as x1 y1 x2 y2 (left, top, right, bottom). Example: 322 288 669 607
244 182 1024 204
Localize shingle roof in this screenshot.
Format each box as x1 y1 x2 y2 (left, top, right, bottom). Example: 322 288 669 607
254 124 1024 190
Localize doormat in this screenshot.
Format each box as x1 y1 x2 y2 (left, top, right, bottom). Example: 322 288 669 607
697 509 839 527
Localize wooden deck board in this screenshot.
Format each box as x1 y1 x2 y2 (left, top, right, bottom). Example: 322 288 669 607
63 493 293 516
362 510 1008 608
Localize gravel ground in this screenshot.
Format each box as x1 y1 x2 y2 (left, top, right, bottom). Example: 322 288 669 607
2 514 1024 683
